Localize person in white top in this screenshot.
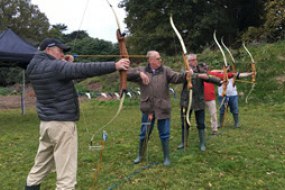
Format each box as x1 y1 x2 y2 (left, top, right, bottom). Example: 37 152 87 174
218 72 255 128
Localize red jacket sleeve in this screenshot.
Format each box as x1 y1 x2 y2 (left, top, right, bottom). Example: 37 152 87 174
207 71 235 79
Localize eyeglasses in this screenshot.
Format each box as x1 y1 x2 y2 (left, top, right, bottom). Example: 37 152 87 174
156 57 162 61
188 59 196 61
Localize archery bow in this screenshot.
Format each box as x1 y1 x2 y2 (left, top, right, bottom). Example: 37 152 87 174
242 42 256 104
90 0 129 147
169 14 192 150
89 2 129 187
106 0 128 96
105 0 129 120
213 31 228 109
169 14 192 124
221 37 237 86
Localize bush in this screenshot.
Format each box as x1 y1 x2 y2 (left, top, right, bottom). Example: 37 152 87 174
0 87 13 95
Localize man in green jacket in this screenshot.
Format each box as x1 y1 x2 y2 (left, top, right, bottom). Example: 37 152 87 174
127 50 189 166
178 53 222 151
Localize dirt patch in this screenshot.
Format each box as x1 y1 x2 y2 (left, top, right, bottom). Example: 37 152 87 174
0 95 91 110
87 82 102 91
0 82 120 110
0 84 36 110
0 95 36 110
276 75 285 84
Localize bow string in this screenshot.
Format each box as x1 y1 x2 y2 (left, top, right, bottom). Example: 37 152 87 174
242 42 256 104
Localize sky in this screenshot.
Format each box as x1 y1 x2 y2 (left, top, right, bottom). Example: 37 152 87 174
31 0 127 43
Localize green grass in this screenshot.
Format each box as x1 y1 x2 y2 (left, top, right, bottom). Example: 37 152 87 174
0 87 13 95
1 39 285 189
0 99 284 190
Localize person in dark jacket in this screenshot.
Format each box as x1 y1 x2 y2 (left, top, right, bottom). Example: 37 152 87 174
178 53 222 151
25 38 129 190
127 50 191 166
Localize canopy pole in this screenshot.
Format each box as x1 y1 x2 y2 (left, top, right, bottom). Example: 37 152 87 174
21 70 25 115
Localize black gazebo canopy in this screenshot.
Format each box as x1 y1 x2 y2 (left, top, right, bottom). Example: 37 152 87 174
0 29 38 69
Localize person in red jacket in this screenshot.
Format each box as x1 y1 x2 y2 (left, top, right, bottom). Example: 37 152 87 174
204 67 235 135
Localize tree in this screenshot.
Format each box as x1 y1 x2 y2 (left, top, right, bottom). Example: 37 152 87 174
0 0 51 86
0 67 22 86
63 30 90 44
263 0 285 41
68 36 118 62
120 0 265 53
242 0 284 43
0 0 50 44
47 24 68 40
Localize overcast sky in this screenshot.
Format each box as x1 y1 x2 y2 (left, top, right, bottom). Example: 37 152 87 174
31 0 127 43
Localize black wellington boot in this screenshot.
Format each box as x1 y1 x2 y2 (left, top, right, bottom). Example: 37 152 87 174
133 139 145 164
198 129 206 152
218 113 225 128
233 114 239 128
25 184 40 190
178 108 189 150
161 139 171 166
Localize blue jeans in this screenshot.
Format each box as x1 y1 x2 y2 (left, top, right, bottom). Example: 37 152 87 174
218 95 239 116
139 113 170 141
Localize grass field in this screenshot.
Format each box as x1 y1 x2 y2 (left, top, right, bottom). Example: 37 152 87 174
0 99 285 190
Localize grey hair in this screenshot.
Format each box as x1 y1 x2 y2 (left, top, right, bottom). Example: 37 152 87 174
187 53 197 59
146 50 158 59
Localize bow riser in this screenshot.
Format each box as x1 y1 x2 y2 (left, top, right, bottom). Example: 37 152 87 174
251 63 256 83
182 54 192 89
117 29 129 94
222 65 228 97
